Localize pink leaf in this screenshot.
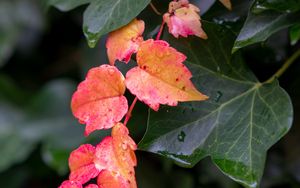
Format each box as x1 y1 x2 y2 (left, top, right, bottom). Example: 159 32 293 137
163 0 207 39
68 144 100 184
125 39 208 111
59 180 82 188
71 65 128 136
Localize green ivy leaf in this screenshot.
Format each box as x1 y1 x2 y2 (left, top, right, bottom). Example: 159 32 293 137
46 0 150 48
83 0 150 47
290 23 300 45
251 0 300 13
233 0 300 52
138 23 293 188
46 0 90 11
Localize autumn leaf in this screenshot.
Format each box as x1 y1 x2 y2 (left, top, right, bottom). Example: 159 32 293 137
106 19 145 65
125 39 208 111
68 144 100 184
59 180 83 188
163 0 207 39
71 65 128 136
219 0 232 10
95 123 137 188
59 180 99 188
60 123 137 188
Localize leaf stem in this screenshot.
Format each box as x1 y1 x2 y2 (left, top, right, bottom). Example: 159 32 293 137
264 49 300 83
156 21 165 40
150 2 161 15
124 97 138 126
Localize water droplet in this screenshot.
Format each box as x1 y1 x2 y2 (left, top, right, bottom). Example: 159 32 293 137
214 91 223 102
177 131 186 142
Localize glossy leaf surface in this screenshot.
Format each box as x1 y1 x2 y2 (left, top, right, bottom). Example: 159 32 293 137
233 0 300 52
139 23 293 188
126 39 208 111
83 0 150 47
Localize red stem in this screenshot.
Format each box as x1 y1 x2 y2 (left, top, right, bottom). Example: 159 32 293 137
123 97 138 126
156 21 165 40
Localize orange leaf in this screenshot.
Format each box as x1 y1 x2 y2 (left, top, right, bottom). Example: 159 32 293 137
219 0 232 10
163 0 207 39
71 65 128 136
97 170 129 188
126 39 208 111
68 144 100 184
106 19 145 65
94 123 137 188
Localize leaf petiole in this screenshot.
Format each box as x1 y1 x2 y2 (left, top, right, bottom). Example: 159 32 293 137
124 97 138 126
264 49 300 83
156 21 165 40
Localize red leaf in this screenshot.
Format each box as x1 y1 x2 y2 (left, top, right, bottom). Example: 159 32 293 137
85 184 99 188
106 19 144 65
68 144 100 184
71 65 128 136
126 39 208 111
59 180 82 188
163 0 207 39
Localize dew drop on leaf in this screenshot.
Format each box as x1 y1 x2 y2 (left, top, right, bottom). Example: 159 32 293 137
214 91 223 102
177 131 186 142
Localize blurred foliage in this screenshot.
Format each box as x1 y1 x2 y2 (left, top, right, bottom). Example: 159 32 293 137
0 0 300 188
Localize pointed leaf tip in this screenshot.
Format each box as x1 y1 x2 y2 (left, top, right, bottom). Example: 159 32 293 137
71 65 128 136
126 39 208 111
106 19 145 65
219 0 232 10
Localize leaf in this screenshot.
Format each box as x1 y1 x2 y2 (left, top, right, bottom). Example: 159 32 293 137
83 0 150 47
125 39 208 111
95 123 137 188
290 23 300 45
59 180 83 188
138 23 293 188
233 1 300 52
163 0 207 39
106 19 144 65
219 0 232 10
46 0 90 11
69 144 100 184
94 123 137 188
71 65 128 136
251 0 300 13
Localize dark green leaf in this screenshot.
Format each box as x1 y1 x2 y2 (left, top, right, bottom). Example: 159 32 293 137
46 0 90 11
290 23 300 45
233 9 299 52
83 0 150 47
139 23 293 188
252 0 300 13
